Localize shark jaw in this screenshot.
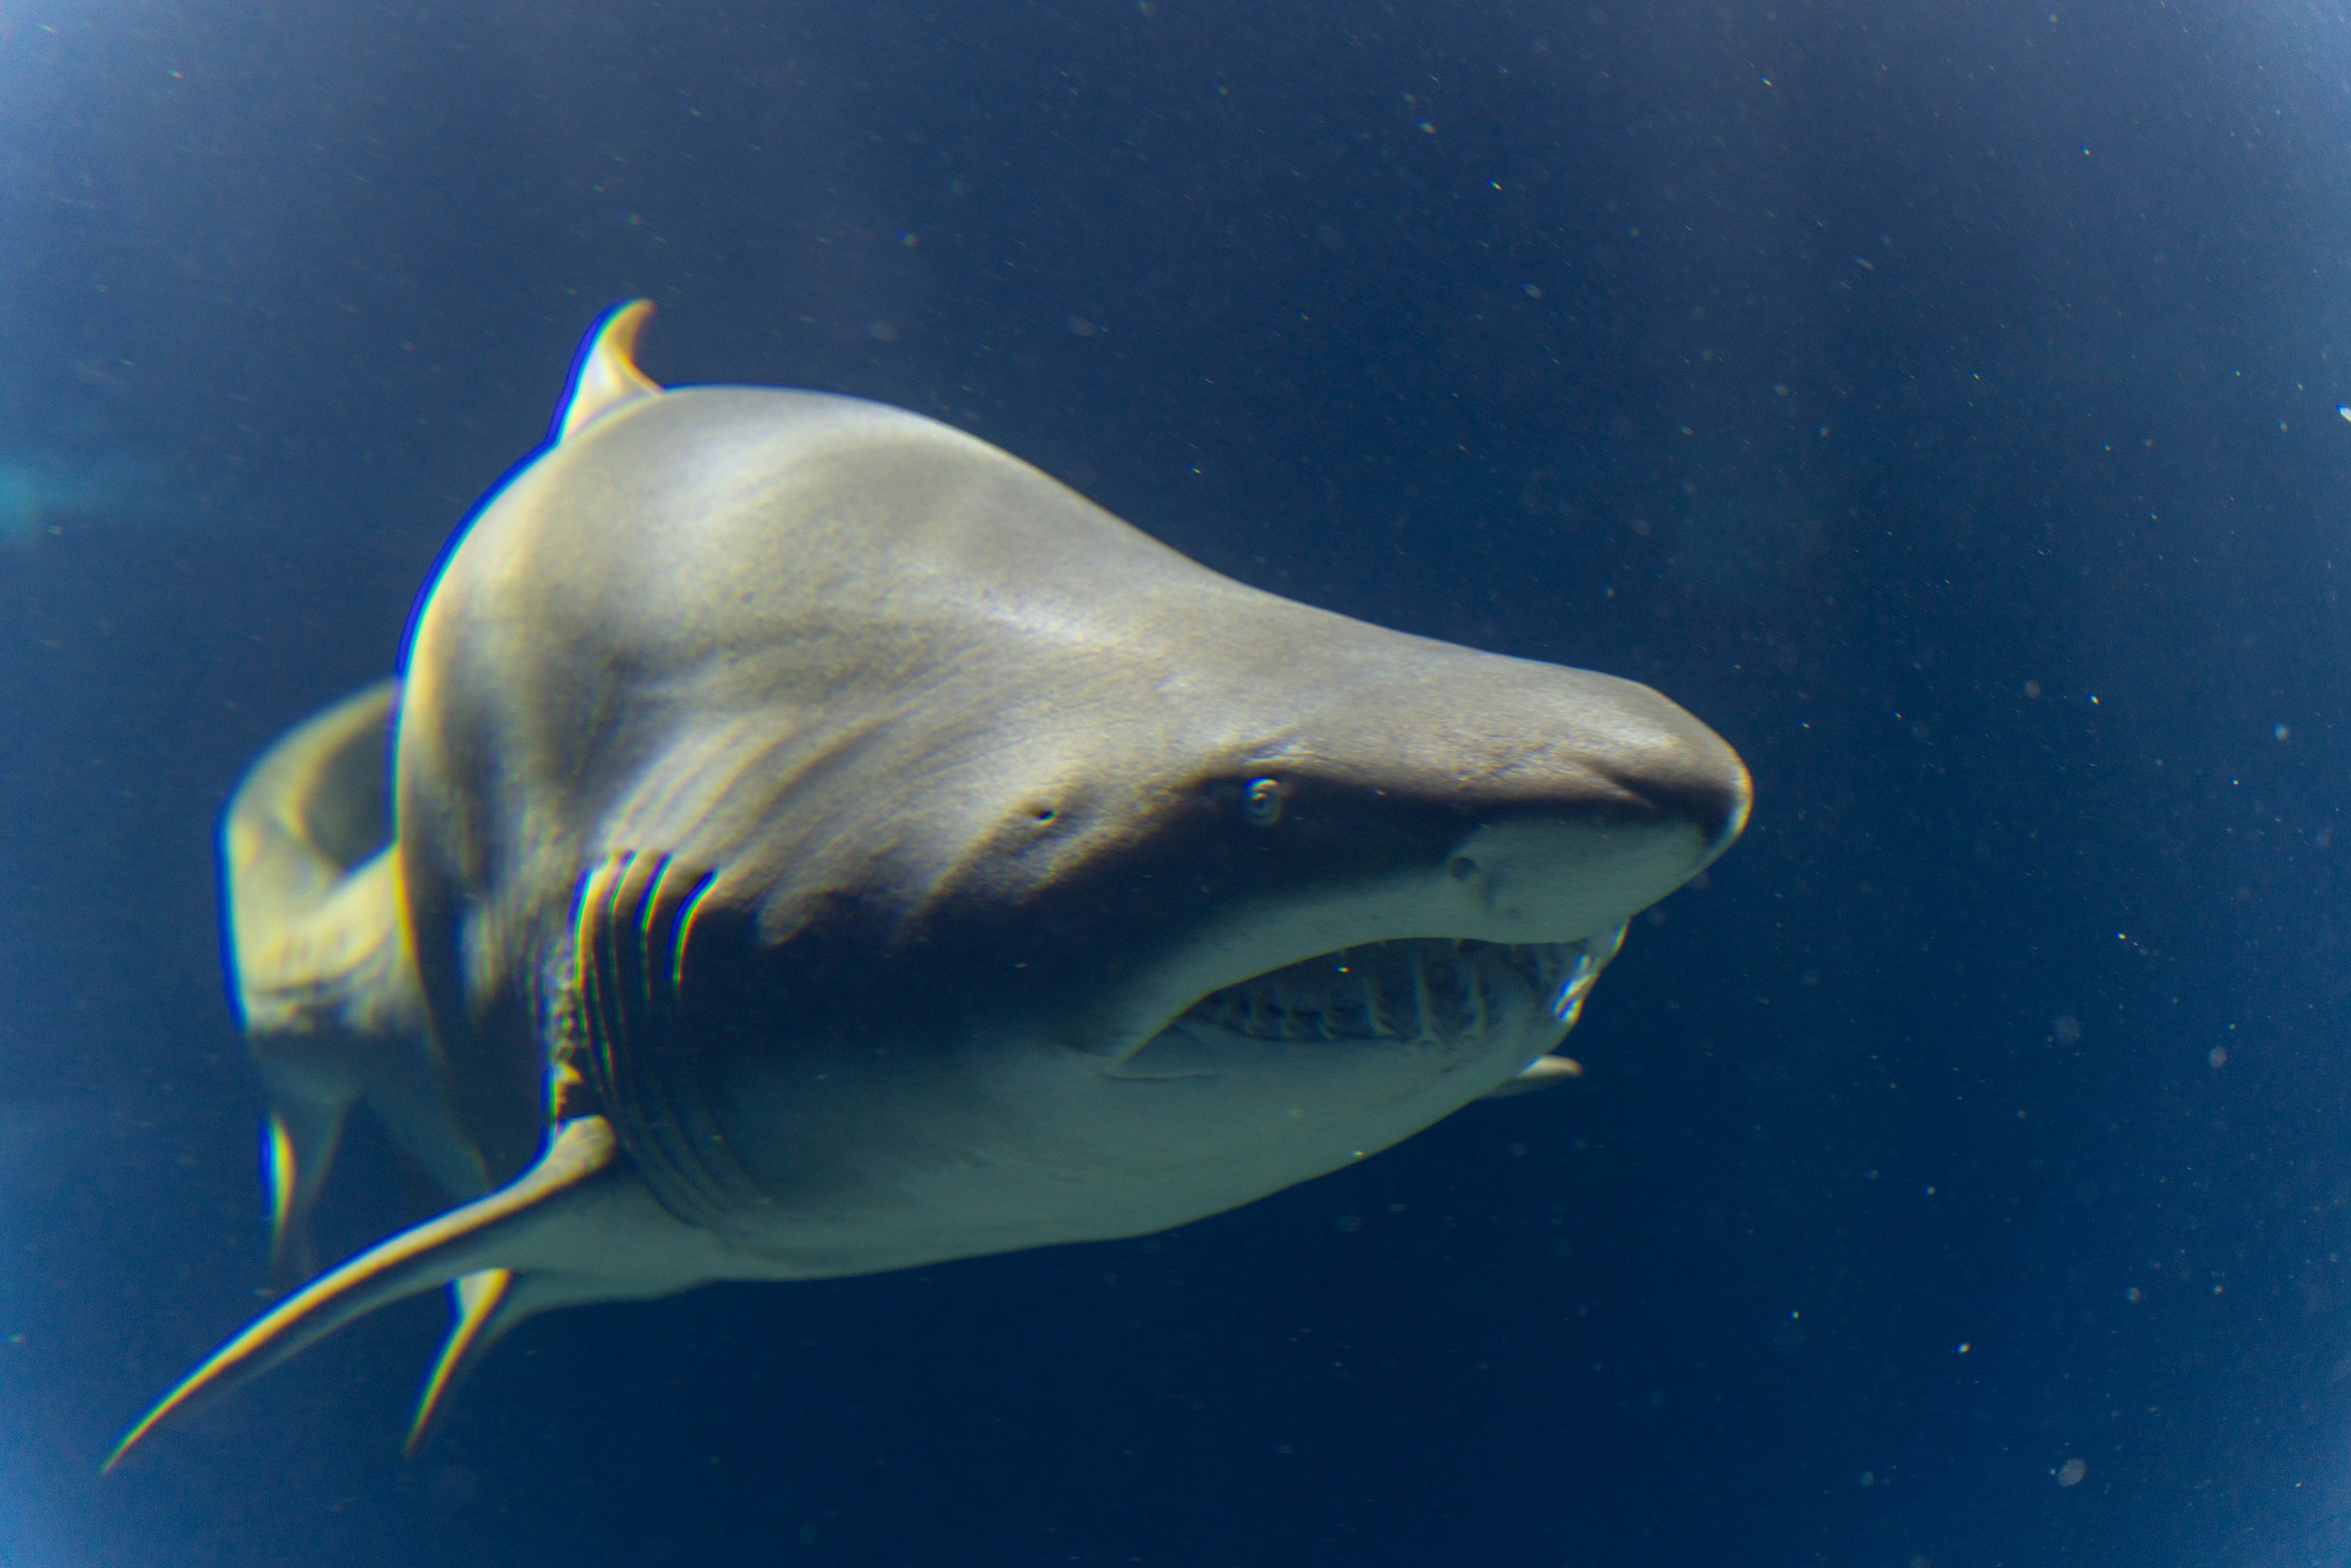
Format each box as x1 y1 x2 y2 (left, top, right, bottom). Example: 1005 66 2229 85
721 812 1718 1270
1109 930 1619 1082
1081 807 1716 1098
688 934 1625 1281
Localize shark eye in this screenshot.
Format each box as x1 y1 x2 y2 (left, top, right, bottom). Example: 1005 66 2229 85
1240 776 1286 827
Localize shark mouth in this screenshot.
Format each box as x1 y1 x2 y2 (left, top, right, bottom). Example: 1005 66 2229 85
1123 928 1625 1071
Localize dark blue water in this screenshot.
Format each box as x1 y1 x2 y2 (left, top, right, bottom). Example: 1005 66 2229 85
6 2 2351 1563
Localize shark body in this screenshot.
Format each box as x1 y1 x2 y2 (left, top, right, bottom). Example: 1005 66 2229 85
112 302 1749 1464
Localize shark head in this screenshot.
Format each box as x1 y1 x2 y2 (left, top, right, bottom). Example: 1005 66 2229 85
110 302 1749 1466
588 609 1749 1270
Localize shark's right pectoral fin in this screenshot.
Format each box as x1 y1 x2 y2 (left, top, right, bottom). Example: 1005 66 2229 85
222 682 489 1289
107 1115 713 1470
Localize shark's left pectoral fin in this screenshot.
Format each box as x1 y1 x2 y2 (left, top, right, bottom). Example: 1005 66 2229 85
109 1117 632 1471
1482 1054 1585 1098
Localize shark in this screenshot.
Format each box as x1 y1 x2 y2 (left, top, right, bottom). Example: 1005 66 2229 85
108 301 1750 1466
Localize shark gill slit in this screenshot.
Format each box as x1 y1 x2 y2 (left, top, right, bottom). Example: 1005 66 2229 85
577 850 761 1228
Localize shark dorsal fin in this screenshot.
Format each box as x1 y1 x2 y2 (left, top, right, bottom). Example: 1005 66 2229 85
557 299 662 443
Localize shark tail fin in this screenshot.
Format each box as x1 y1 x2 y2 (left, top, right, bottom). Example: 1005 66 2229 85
222 683 488 1291
107 1118 623 1472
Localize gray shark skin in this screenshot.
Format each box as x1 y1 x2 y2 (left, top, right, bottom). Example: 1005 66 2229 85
110 302 1749 1466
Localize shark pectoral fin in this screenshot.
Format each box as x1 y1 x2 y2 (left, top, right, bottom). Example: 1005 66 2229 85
106 1117 620 1473
1481 1054 1586 1099
557 299 662 443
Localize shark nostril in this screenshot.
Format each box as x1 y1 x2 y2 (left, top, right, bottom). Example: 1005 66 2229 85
1447 855 1479 882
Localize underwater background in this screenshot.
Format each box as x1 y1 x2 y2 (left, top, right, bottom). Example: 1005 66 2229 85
5 1 2351 1563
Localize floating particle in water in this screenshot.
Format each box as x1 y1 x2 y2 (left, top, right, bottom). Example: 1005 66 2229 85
2274 723 2291 741
866 320 899 342
2052 1015 2082 1045
2126 1286 2142 1302
2338 405 2350 422
2210 1045 2229 1068
2057 1457 2087 1487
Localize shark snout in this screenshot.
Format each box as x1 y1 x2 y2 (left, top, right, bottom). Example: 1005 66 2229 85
1335 656 1750 940
1313 649 1750 857
1580 683 1752 865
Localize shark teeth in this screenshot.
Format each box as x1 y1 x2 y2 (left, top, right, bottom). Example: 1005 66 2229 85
1176 931 1619 1046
